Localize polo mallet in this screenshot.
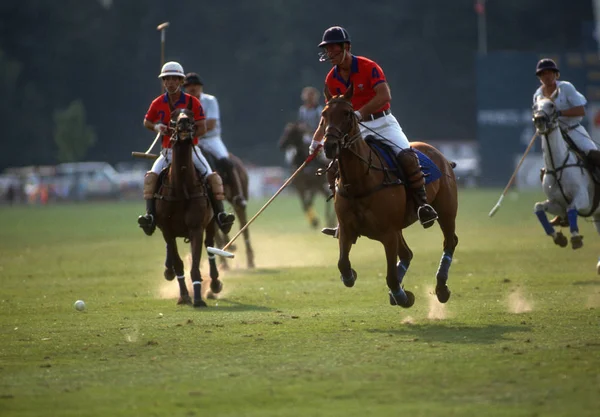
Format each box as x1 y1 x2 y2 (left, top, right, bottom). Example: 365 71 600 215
157 22 169 92
488 132 538 217
207 151 321 258
131 131 161 160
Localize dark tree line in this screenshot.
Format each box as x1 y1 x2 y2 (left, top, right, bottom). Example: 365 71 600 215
0 0 592 170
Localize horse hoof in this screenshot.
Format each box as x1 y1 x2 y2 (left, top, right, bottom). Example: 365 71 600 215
193 299 207 308
177 295 192 305
553 232 568 248
340 269 357 288
210 279 223 294
571 235 583 250
435 285 451 303
389 289 415 308
164 268 176 281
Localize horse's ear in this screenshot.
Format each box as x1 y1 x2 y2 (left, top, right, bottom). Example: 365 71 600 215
323 87 332 102
343 84 354 100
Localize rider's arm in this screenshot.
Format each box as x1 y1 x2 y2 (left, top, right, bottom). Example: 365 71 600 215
194 119 207 137
144 119 159 132
205 119 217 133
312 116 326 143
558 106 585 118
355 83 391 119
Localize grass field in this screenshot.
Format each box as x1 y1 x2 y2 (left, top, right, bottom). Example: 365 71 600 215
0 189 599 417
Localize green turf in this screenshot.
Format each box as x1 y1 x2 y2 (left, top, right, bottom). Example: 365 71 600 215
0 190 599 417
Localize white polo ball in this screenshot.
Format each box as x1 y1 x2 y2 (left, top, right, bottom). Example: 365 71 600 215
74 300 86 311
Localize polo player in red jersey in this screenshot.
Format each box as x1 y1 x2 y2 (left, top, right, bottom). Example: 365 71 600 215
137 61 235 236
310 26 438 237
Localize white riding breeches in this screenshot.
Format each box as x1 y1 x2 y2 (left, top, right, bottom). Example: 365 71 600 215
150 148 213 176
359 113 410 153
564 125 599 155
198 135 229 159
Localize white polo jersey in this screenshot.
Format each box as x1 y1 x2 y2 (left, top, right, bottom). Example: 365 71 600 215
533 80 587 129
199 92 221 138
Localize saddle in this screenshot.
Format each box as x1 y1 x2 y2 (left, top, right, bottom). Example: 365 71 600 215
364 136 442 185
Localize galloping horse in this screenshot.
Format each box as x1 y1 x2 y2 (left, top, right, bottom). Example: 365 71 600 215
278 122 335 228
321 86 459 307
532 91 600 273
204 151 255 269
155 109 224 307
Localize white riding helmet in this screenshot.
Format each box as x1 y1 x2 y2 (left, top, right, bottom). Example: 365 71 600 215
158 61 185 78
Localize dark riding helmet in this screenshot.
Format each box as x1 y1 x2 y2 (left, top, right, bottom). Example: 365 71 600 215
536 58 559 75
183 72 203 87
318 26 351 47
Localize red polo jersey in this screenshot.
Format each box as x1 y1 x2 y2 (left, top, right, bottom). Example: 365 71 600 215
145 92 205 148
324 55 390 113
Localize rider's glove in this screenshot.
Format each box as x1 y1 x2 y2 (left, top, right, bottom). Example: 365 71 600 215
154 123 168 133
309 139 323 155
354 110 363 121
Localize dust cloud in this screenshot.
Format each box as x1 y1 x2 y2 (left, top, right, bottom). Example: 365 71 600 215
425 285 448 320
507 288 533 313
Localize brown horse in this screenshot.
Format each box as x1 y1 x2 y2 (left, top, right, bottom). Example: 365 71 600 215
203 151 255 269
278 122 336 228
322 86 458 308
155 109 224 307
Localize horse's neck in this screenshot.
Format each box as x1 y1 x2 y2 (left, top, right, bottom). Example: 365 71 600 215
338 139 380 188
542 128 572 169
170 143 196 191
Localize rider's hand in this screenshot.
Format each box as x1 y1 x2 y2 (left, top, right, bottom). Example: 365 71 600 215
153 123 168 133
354 110 363 121
309 139 323 155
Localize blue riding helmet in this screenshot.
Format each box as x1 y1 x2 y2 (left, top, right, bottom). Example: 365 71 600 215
318 26 351 47
536 58 559 75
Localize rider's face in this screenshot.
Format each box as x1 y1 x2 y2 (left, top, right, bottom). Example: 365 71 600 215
162 76 184 94
324 44 345 65
537 70 558 86
184 84 202 99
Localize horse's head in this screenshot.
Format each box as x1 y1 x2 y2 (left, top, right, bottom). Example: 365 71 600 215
322 85 359 159
279 122 306 150
169 108 196 143
532 88 560 135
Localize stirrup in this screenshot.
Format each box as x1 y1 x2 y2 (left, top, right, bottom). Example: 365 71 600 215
417 204 437 229
217 212 235 234
321 227 339 238
137 213 156 236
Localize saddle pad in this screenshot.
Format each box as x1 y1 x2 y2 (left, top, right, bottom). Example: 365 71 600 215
367 140 442 184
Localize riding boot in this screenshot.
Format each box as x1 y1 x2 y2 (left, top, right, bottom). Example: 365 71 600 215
206 172 235 234
397 148 438 229
137 172 159 236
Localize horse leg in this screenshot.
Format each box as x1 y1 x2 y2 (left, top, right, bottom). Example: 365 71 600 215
534 200 568 248
234 201 255 269
566 199 586 250
387 232 415 308
337 227 357 287
189 230 207 308
396 234 413 286
214 230 230 271
304 188 319 228
434 206 459 304
165 237 191 305
204 221 223 297
163 243 176 281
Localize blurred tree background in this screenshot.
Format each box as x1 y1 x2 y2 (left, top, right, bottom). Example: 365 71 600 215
0 0 592 170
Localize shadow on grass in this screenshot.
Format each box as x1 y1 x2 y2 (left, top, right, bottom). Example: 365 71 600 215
203 298 273 312
367 323 532 345
572 280 600 286
231 268 282 275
